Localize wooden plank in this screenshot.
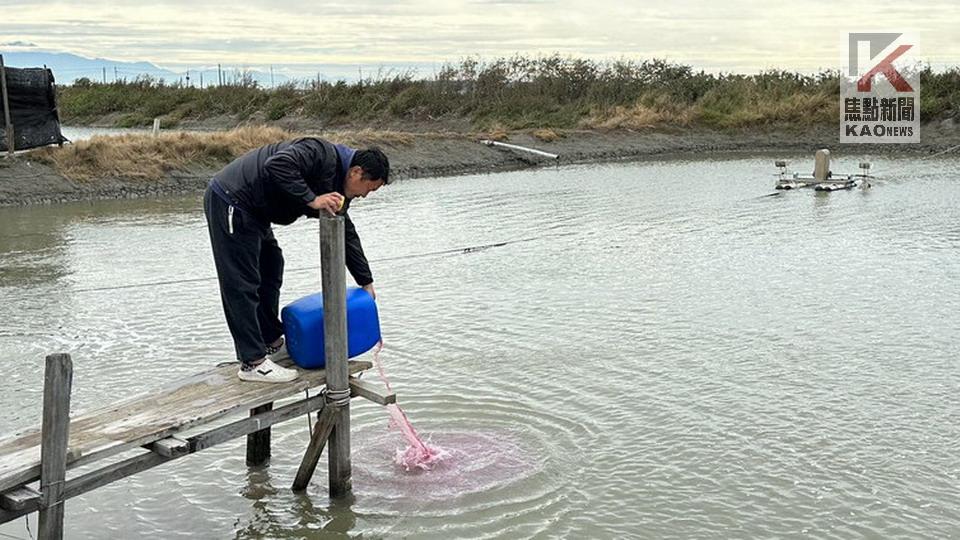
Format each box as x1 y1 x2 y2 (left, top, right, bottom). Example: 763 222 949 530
0 485 40 511
1 451 169 521
320 215 352 498
67 452 170 503
148 437 188 458
0 501 32 523
245 402 273 466
188 392 326 453
48 68 63 148
0 359 371 493
0 390 333 523
291 405 338 492
0 55 13 157
39 353 73 540
349 377 396 405
75 390 331 497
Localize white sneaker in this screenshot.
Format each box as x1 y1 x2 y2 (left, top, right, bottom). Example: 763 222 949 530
238 358 299 383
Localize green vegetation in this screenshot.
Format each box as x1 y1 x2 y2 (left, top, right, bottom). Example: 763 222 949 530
56 56 959 130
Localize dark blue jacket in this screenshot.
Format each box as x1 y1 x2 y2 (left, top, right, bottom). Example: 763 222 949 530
212 137 372 286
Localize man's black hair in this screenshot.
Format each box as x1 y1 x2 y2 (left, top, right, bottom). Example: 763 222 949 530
351 147 391 184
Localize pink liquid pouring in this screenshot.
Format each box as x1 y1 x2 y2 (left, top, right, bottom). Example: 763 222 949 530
372 341 448 471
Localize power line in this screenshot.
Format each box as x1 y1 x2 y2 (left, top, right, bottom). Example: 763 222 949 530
12 235 558 298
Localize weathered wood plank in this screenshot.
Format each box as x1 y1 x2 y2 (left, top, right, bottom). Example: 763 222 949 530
0 55 15 156
245 402 273 466
349 377 396 405
0 359 371 493
39 353 73 540
0 389 335 523
291 405 338 492
188 392 327 453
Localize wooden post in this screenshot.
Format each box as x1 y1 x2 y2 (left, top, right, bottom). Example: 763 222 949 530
814 149 830 182
152 118 161 137
245 402 272 466
320 215 352 498
38 353 73 540
0 55 15 158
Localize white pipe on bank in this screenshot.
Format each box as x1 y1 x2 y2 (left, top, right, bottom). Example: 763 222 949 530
480 139 560 160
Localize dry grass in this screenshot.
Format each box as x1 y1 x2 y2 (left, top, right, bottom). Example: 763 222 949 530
584 102 696 130
33 126 424 182
36 126 293 182
532 128 563 142
484 125 510 142
322 128 417 147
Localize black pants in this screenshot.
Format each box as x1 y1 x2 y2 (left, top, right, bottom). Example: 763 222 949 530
204 185 284 365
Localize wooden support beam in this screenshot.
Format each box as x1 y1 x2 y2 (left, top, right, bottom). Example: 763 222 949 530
0 55 15 157
291 405 338 492
349 377 396 405
0 485 40 511
148 437 189 458
38 353 73 540
245 402 273 466
188 393 325 453
68 452 170 502
319 215 352 498
0 499 33 523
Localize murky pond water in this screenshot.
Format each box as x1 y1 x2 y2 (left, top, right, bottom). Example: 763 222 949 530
1 154 958 539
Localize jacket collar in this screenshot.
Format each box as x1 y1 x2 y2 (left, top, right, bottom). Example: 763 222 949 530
334 143 357 187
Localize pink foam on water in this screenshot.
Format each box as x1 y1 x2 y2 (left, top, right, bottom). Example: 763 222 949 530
372 341 449 471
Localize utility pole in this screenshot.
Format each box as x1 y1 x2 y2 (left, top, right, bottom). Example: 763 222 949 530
186 70 191 87
102 67 106 84
114 66 118 82
218 63 223 87
200 72 204 88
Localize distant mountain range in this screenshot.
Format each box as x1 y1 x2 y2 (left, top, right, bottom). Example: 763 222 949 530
0 51 290 87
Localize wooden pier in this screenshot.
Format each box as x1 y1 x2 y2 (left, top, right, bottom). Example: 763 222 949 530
0 215 392 538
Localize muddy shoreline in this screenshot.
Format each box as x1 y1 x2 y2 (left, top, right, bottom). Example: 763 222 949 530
1 125 958 207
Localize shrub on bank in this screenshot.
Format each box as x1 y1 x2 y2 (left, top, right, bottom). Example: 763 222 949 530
55 57 959 130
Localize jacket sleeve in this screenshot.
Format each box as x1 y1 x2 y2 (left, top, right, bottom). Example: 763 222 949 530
262 139 325 206
344 212 373 286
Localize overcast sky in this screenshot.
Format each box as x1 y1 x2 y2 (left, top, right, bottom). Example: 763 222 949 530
1 0 957 75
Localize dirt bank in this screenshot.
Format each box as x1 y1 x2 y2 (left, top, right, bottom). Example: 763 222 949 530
1 124 958 207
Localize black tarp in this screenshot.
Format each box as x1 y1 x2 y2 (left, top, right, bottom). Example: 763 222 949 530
0 64 66 151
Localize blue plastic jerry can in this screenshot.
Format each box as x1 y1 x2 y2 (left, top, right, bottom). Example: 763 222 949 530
281 288 381 369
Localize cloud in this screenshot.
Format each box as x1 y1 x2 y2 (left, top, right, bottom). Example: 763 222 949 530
0 0 956 72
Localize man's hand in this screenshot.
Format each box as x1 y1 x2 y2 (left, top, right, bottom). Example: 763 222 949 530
308 193 345 215
363 283 376 301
